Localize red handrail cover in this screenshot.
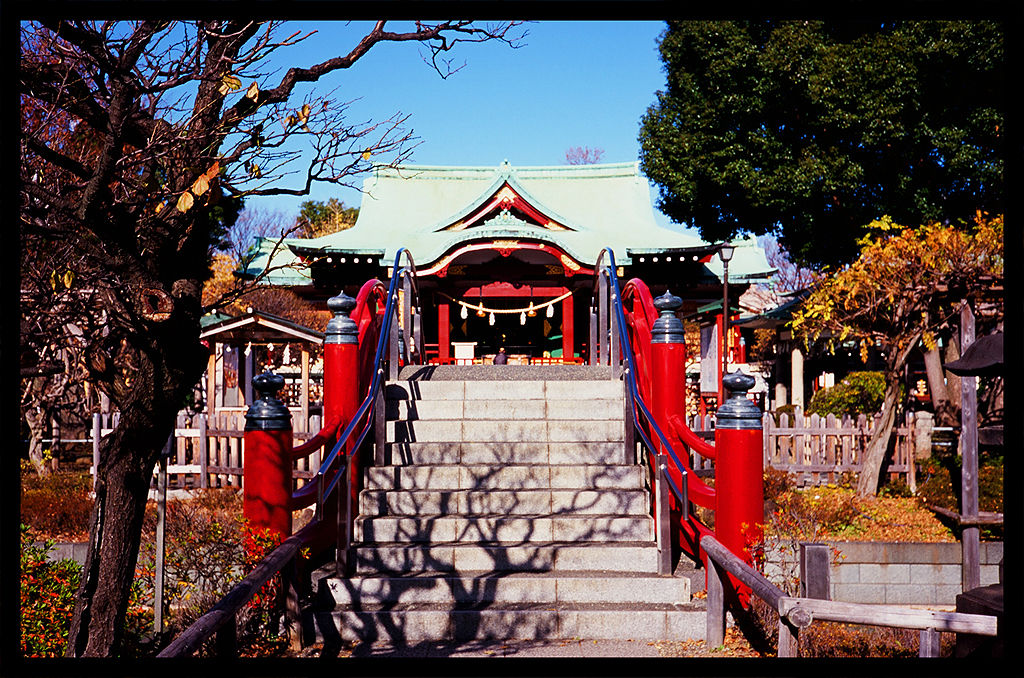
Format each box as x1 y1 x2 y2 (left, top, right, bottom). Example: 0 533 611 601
668 413 716 460
291 415 343 460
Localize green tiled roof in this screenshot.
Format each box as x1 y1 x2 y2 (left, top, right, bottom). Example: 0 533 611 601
243 161 775 284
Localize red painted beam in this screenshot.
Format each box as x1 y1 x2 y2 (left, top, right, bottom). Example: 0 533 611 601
463 283 569 298
438 302 450 362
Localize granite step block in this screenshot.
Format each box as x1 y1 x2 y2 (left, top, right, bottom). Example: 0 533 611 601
364 464 644 492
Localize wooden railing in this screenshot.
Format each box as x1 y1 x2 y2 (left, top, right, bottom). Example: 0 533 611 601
91 411 326 490
700 534 998 657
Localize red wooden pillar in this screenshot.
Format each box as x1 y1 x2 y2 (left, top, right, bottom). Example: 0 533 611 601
324 292 362 572
562 290 574 361
243 372 293 541
714 371 764 609
438 300 450 363
325 293 360 452
650 292 689 567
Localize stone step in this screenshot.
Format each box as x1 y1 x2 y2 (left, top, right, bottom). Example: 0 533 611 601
303 601 706 644
364 464 646 491
355 514 654 543
385 379 624 402
386 398 625 421
359 488 650 517
317 570 690 607
383 441 630 466
387 420 625 444
352 541 665 574
397 364 618 382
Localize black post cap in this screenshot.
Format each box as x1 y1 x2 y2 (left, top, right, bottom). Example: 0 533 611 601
651 291 685 344
717 371 762 429
244 372 292 431
325 291 359 345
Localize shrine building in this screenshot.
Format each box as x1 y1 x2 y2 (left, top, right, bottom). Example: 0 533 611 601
243 161 775 364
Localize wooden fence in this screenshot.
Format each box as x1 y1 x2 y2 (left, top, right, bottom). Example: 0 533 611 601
91 410 325 491
95 405 918 491
685 408 918 489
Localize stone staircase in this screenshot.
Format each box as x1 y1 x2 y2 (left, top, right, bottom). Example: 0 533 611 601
304 365 705 645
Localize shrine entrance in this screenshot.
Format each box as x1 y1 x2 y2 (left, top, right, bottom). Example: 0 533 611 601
435 283 578 364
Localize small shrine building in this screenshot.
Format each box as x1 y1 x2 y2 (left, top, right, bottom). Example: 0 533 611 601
243 161 775 365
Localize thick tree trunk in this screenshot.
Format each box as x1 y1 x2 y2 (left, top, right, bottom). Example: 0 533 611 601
65 329 207 657
855 373 903 498
944 337 961 417
922 344 958 427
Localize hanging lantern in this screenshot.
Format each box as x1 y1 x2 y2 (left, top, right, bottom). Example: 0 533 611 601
547 302 554 318
520 311 526 325
489 312 495 326
527 303 537 317
461 303 468 319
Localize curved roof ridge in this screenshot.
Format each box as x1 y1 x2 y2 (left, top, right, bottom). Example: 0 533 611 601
371 160 642 177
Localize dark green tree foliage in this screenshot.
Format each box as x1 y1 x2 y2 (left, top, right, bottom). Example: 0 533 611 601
640 21 1003 268
807 371 889 417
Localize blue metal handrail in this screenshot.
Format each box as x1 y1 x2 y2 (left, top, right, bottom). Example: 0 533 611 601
593 248 691 518
314 247 420 520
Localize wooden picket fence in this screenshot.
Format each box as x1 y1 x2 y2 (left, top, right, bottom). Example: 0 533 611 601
91 410 325 491
685 408 917 489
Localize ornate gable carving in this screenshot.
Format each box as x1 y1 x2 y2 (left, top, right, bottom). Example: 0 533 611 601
441 182 571 232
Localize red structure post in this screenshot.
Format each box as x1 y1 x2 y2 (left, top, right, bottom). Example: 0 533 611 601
243 372 294 541
649 291 688 567
561 290 574 361
324 291 361 575
324 292 361 451
437 301 450 363
714 371 765 608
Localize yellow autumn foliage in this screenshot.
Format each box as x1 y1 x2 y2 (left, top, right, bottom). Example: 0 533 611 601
793 212 1002 362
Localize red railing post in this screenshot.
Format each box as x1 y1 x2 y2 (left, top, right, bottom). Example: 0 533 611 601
325 292 361 451
714 371 765 608
243 372 294 541
324 291 361 574
650 291 688 569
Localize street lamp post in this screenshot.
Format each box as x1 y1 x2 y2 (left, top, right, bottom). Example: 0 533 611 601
718 242 735 407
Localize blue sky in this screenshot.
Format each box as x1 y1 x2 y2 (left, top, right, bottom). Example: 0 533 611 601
251 21 693 234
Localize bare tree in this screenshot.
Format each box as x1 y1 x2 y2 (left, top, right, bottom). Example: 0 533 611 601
564 145 605 165
20 19 523 657
760 235 822 295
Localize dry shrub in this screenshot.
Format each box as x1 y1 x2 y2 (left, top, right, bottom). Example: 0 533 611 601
20 465 94 540
799 622 954 657
744 595 955 657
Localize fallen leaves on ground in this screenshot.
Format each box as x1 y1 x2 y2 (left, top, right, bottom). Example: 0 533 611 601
654 627 763 658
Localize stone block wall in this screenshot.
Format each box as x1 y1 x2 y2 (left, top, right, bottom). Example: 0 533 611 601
827 541 1002 605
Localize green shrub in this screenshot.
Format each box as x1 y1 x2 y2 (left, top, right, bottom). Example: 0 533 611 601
20 524 151 658
772 404 798 425
807 371 890 417
20 525 81 657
